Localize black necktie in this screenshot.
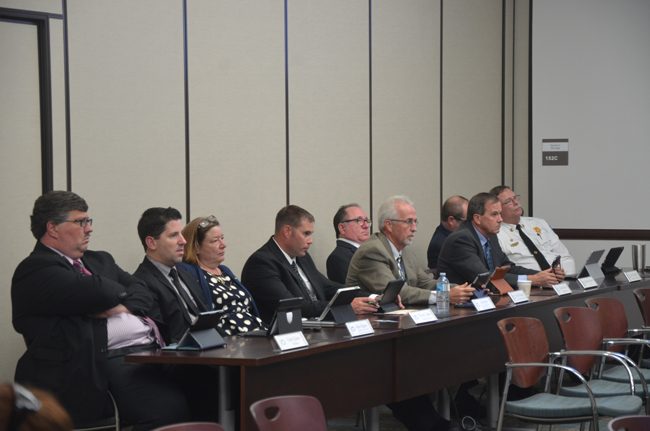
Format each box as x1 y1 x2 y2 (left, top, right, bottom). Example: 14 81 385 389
290 261 317 301
169 268 200 318
516 224 551 270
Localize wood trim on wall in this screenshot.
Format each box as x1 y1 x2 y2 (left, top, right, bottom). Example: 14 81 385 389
555 229 650 241
0 7 54 193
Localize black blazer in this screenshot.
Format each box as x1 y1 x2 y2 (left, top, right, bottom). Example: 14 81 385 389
326 240 358 284
11 242 152 425
133 257 209 344
241 237 347 323
437 222 536 286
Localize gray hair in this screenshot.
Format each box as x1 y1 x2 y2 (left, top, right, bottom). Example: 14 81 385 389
377 195 414 232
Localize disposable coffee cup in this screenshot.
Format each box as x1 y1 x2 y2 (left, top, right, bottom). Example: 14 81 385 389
517 280 532 297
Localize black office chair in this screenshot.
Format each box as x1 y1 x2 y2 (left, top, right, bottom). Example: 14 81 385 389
74 391 120 431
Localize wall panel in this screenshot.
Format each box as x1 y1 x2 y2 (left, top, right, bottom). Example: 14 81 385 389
67 0 185 270
372 0 440 263
0 20 42 380
288 0 370 269
187 0 286 274
442 0 503 199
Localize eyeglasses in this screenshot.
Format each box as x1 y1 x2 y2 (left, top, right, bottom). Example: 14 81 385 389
501 194 521 206
342 217 372 226
64 217 93 228
199 215 219 229
388 218 418 226
11 383 41 429
453 216 467 222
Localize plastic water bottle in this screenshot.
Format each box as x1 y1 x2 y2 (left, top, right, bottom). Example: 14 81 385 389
436 272 450 314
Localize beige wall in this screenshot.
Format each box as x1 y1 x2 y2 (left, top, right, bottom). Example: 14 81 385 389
0 0 529 380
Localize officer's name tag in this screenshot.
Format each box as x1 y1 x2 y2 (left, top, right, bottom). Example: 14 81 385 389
274 331 308 351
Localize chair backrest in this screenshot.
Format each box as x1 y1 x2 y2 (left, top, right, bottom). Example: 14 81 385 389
585 297 629 352
496 317 550 388
633 288 650 326
152 422 225 431
553 306 604 374
249 395 327 431
608 414 650 431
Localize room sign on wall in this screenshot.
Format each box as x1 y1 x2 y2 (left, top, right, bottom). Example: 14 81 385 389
541 138 568 166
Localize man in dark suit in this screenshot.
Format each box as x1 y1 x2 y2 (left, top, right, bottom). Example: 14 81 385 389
426 195 468 271
11 191 189 429
241 205 378 324
133 207 209 344
326 203 371 283
438 192 560 288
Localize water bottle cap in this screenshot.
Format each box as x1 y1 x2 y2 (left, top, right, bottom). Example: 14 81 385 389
440 272 446 276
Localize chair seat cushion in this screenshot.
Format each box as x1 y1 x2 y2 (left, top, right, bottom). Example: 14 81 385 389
506 393 642 418
601 365 650 389
559 378 638 397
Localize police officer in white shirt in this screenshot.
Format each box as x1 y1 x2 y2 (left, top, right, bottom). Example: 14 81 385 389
490 186 576 278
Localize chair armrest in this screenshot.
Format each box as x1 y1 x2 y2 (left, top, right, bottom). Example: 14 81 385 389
550 349 638 394
628 328 650 336
505 362 598 408
603 337 650 347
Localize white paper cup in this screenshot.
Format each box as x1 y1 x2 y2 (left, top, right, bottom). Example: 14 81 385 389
518 280 532 297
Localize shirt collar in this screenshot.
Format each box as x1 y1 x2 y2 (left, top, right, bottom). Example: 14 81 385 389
272 237 295 265
147 256 175 278
472 225 490 247
43 243 75 265
338 238 361 248
386 237 401 261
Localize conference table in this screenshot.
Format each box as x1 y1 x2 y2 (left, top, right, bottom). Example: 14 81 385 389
127 274 648 431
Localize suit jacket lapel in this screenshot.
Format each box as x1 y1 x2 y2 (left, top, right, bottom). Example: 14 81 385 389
464 223 490 269
377 233 401 279
265 239 312 298
177 267 208 312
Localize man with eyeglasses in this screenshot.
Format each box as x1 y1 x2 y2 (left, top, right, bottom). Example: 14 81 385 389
427 195 469 271
11 191 190 429
346 195 473 431
490 185 575 277
347 195 474 306
438 192 561 288
326 203 372 284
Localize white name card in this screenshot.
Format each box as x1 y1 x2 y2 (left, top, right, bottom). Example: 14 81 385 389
472 297 496 312
274 331 309 351
578 276 598 289
552 282 572 296
508 290 529 304
624 270 642 283
345 319 375 337
409 308 438 324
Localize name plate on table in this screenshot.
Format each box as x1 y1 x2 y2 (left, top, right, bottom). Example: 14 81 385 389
578 276 598 289
409 308 438 324
274 331 309 351
624 270 642 283
507 290 529 304
472 297 496 312
345 319 374 337
552 282 572 296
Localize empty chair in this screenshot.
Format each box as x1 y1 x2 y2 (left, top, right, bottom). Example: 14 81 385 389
633 288 650 327
553 306 647 401
152 422 225 431
496 317 642 431
585 297 650 384
608 414 650 431
249 394 327 431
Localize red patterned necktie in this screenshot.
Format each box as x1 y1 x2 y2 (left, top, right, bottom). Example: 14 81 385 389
72 259 92 276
